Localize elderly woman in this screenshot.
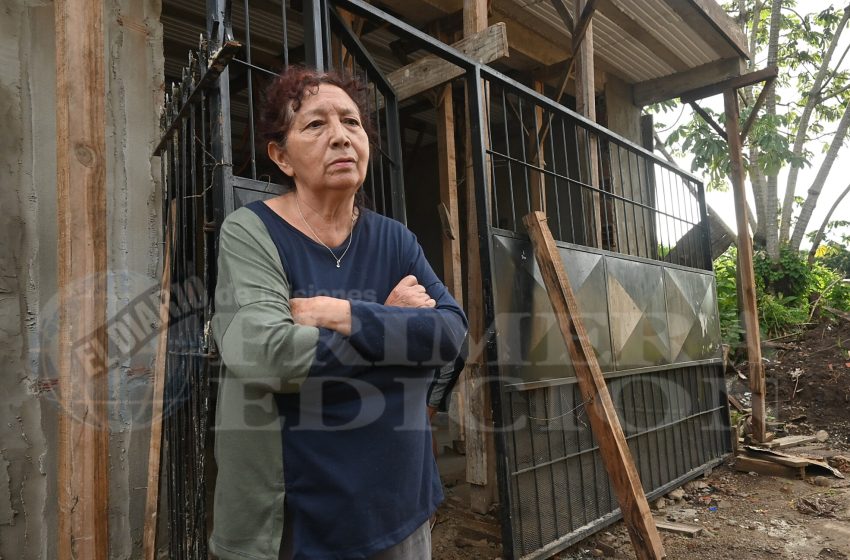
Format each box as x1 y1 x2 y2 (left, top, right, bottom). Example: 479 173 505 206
209 67 468 560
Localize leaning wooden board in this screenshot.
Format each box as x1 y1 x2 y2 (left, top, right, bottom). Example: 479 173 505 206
524 211 666 560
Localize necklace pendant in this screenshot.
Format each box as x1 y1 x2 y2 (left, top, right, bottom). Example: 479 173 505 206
336 260 341 268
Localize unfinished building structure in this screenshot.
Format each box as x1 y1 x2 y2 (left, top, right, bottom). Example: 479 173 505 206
1 0 748 558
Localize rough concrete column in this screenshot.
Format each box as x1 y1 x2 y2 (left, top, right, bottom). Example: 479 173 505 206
0 0 164 557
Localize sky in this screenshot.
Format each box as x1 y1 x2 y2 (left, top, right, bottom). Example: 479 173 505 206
654 0 850 251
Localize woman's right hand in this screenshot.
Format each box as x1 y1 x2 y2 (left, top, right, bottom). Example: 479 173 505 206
384 275 436 308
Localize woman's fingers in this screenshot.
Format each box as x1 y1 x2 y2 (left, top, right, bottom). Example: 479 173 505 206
384 277 435 308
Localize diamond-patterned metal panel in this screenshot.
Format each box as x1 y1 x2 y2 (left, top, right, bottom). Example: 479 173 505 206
664 268 721 362
604 258 670 369
492 236 613 384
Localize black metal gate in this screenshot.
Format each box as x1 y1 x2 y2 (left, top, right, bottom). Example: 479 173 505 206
154 0 407 557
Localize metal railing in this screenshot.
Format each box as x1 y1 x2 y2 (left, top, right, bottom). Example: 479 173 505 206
478 71 711 271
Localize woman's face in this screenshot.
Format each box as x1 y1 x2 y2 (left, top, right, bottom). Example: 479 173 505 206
270 84 370 196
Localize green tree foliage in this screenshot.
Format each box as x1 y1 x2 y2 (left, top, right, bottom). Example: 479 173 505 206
714 246 850 342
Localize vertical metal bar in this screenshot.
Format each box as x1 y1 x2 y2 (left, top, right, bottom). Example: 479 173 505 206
635 153 650 257
386 93 407 223
595 138 611 251
517 97 532 217
546 114 563 241
282 0 290 69
500 89 515 230
607 143 622 254
467 66 515 559
696 178 711 270
559 119 576 243
657 161 673 260
303 0 327 71
484 83 498 228
242 0 257 179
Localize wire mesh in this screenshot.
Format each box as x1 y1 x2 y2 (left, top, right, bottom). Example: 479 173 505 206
504 364 730 558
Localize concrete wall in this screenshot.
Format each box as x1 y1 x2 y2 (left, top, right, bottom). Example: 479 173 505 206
0 0 164 557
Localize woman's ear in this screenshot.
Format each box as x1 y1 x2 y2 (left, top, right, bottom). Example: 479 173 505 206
267 142 294 177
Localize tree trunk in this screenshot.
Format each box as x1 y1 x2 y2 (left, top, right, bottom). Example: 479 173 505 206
749 151 767 248
764 0 782 259
790 101 850 251
808 182 850 264
780 5 850 242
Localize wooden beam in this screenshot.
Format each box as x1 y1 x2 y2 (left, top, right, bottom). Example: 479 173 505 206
386 23 508 102
689 101 726 139
680 66 778 103
462 0 497 515
530 80 548 212
685 0 750 58
463 0 489 36
143 202 176 560
572 0 599 53
574 0 602 248
724 89 767 443
55 0 109 558
523 212 666 560
550 0 575 30
666 0 747 59
740 75 776 141
435 85 464 306
632 57 744 106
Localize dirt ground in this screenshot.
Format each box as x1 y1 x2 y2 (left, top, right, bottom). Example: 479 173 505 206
431 317 850 559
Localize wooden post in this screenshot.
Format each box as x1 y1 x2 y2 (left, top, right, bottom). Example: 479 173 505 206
435 78 466 443
723 90 767 443
55 0 109 558
143 202 176 560
462 0 498 514
574 0 603 248
529 80 547 212
524 212 666 560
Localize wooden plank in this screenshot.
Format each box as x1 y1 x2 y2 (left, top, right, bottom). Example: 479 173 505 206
768 435 818 449
462 0 497 515
744 446 810 468
386 23 508 102
680 66 778 103
55 0 109 558
733 456 804 479
654 520 704 537
143 202 176 560
740 75 776 141
436 85 463 306
689 101 726 139
665 0 746 59
524 212 665 560
464 0 488 36
685 0 750 58
529 80 547 212
632 57 744 107
572 0 600 54
724 90 767 443
550 0 575 29
574 0 602 249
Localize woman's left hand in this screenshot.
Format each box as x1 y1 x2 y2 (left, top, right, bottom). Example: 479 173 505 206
291 296 352 336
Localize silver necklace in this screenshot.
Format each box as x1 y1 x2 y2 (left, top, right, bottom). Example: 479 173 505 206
294 194 355 268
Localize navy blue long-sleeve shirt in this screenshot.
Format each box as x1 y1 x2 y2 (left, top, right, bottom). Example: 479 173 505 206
246 200 467 559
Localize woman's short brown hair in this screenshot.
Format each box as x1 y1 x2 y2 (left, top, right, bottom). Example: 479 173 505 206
259 66 375 148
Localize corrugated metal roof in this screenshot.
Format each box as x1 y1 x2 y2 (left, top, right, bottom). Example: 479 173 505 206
161 0 746 94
